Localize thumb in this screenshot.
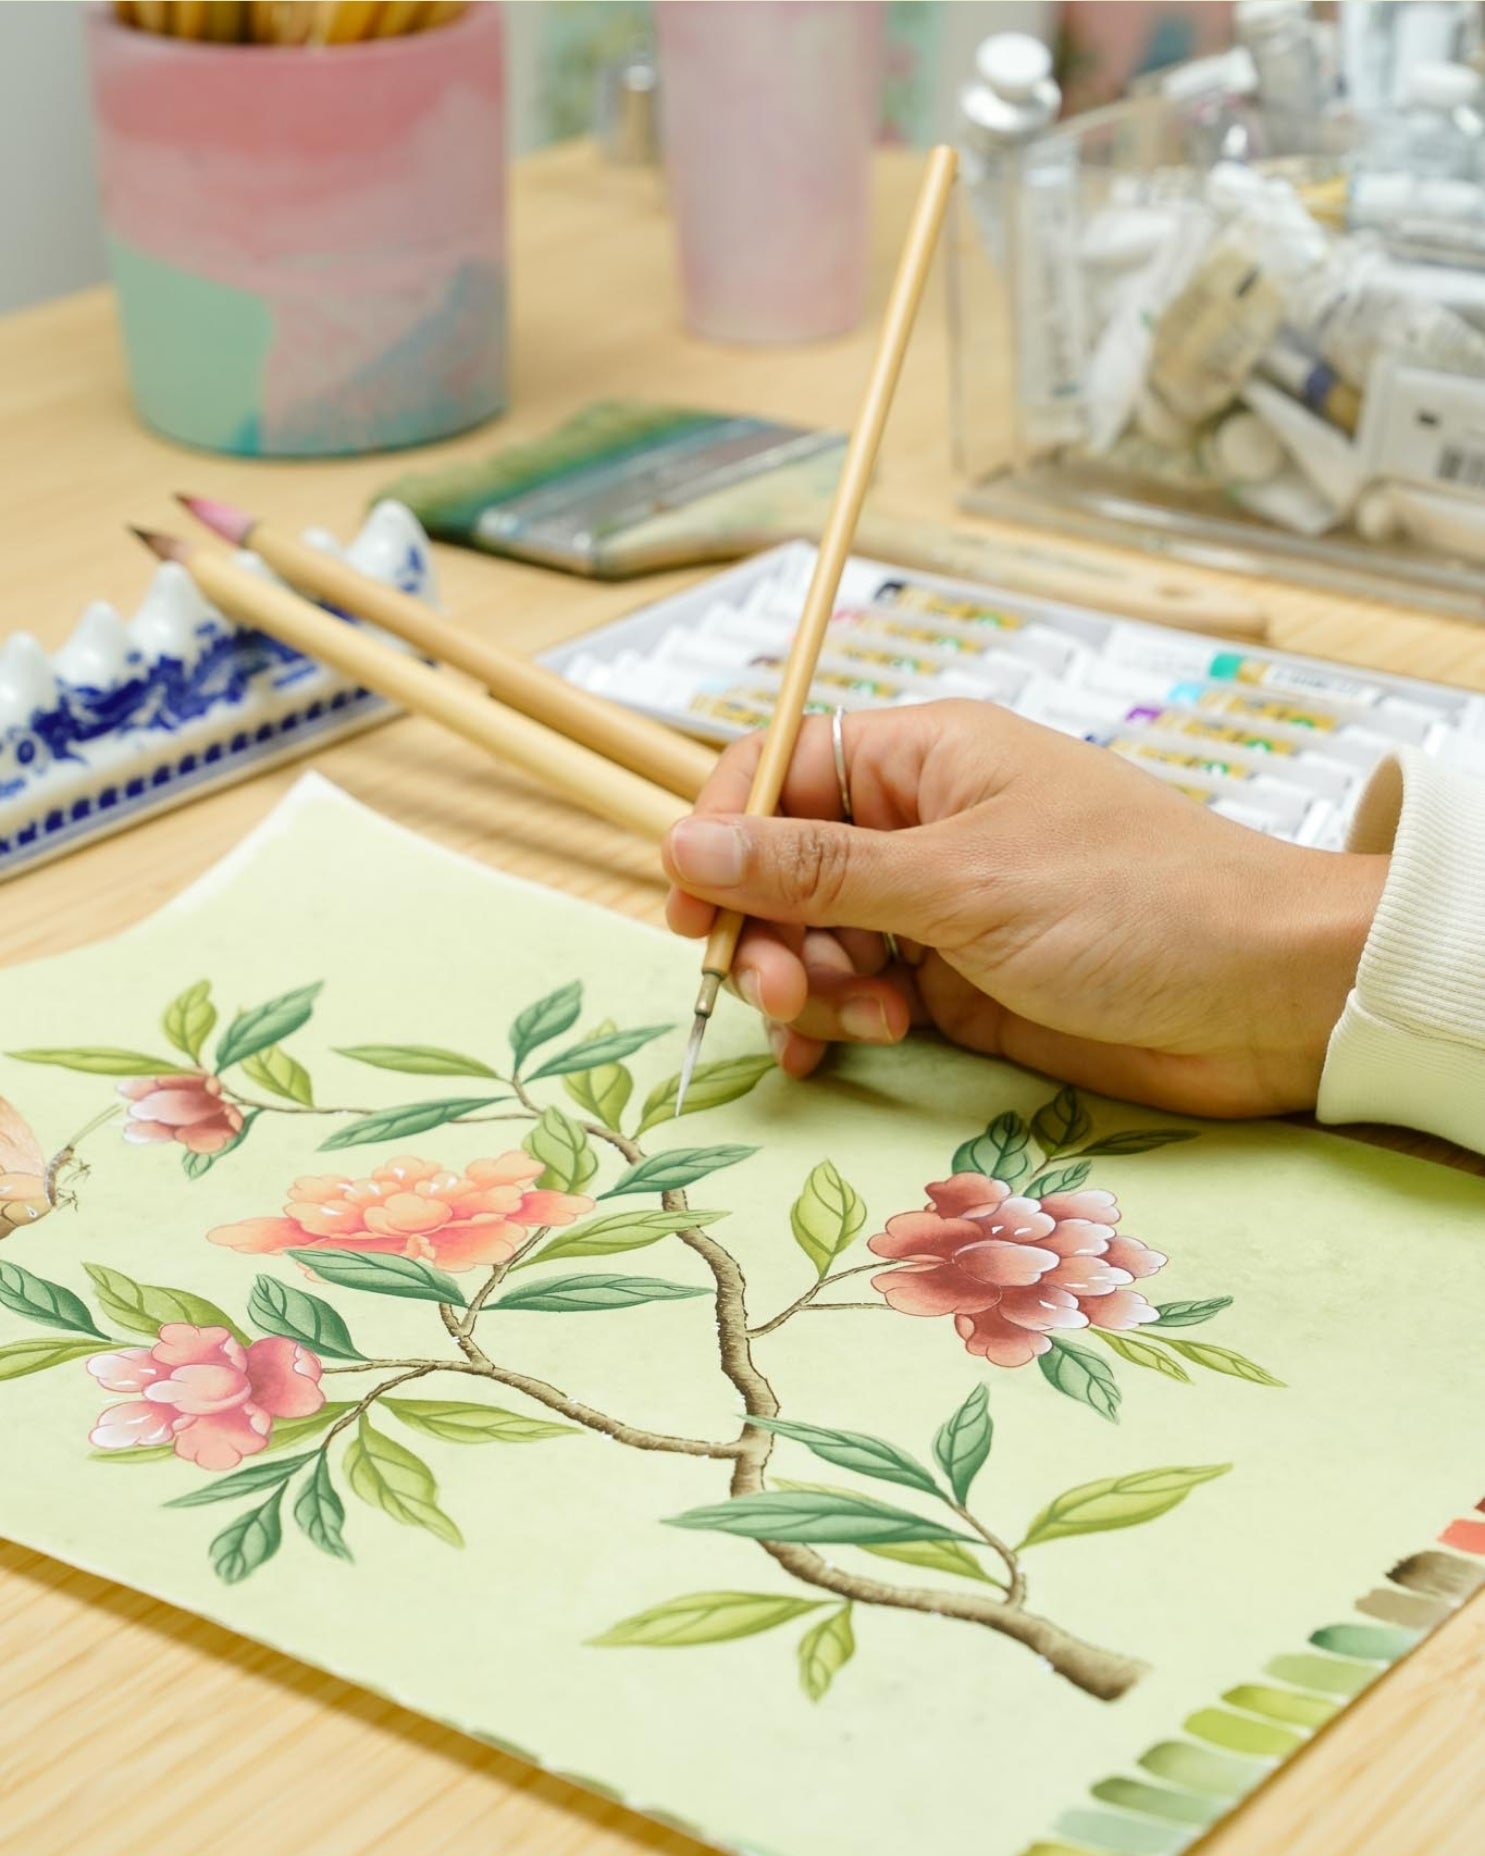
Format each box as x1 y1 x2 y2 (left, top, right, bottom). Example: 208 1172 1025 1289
663 812 958 939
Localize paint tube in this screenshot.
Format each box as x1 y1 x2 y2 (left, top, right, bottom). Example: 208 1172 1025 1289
1287 244 1485 390
1148 230 1286 422
1357 359 1485 497
1257 336 1361 432
1376 483 1485 565
1238 376 1365 514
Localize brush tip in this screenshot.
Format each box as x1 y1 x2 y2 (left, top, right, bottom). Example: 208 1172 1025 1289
175 492 256 547
673 1012 709 1117
129 526 190 563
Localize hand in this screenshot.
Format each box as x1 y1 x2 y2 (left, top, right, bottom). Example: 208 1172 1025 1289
662 701 1387 1118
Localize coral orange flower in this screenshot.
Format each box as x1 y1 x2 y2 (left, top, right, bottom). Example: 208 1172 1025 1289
207 1152 595 1272
88 1322 324 1471
868 1175 1167 1367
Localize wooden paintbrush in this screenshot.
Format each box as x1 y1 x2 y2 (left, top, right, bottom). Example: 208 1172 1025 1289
174 493 716 802
675 144 959 1111
129 529 687 843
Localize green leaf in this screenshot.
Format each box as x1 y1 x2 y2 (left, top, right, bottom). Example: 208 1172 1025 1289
599 1144 757 1199
1157 1337 1284 1386
285 1249 465 1307
84 1263 249 1348
1019 1463 1232 1548
1150 1297 1234 1329
344 1415 463 1546
1026 1160 1092 1197
294 1454 352 1560
180 1108 259 1180
382 1398 579 1444
214 983 322 1072
1080 1129 1200 1158
637 1054 774 1134
163 980 216 1065
517 1206 727 1268
266 1402 355 1451
0 1261 106 1339
1038 1336 1121 1422
950 1111 1032 1189
494 1273 709 1314
91 1443 177 1464
317 1095 507 1151
247 1276 366 1362
336 1044 499 1079
527 1023 672 1083
4 1047 189 1076
789 1160 867 1278
1030 1085 1091 1159
860 1538 999 1585
522 1105 597 1194
509 980 583 1072
747 1417 941 1499
933 1385 992 1505
591 1591 825 1648
799 1605 855 1701
560 1019 633 1129
0 1336 101 1380
666 1489 972 1547
210 1487 284 1584
1096 1330 1192 1381
166 1452 315 1508
240 1045 314 1107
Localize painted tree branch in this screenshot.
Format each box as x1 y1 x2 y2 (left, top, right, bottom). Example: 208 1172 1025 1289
748 1261 883 1338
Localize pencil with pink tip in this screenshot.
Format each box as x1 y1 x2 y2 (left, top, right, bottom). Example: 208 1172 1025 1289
130 526 688 844
176 493 716 803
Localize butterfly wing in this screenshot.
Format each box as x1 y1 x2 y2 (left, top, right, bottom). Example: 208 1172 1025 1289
0 1097 54 1232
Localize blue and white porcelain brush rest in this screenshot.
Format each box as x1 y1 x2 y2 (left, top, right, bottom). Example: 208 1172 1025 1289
0 500 435 883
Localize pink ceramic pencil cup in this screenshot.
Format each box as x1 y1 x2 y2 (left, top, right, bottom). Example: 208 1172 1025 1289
86 4 507 457
656 1 884 345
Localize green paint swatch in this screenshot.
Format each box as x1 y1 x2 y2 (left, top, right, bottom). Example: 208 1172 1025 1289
1091 1778 1221 1827
1183 1707 1303 1758
1309 1621 1420 1662
1055 1808 1191 1856
1222 1683 1336 1728
1264 1652 1376 1697
1137 1742 1268 1798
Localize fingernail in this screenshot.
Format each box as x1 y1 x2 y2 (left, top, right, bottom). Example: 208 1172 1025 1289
669 817 746 887
841 995 889 1041
767 1022 790 1064
737 970 763 1012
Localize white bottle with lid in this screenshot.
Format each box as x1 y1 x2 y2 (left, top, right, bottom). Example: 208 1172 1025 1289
958 33 1085 455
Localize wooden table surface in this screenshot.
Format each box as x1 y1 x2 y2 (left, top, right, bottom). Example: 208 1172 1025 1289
3 140 1485 1856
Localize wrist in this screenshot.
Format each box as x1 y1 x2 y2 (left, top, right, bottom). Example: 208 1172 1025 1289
1283 850 1389 1093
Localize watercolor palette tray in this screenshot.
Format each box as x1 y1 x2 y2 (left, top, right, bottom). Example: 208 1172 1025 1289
0 501 436 884
541 542 1485 852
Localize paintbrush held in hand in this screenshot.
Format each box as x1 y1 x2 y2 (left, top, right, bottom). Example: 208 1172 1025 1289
112 1 466 43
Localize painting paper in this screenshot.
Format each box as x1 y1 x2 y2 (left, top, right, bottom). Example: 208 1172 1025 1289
2 775 1483 1856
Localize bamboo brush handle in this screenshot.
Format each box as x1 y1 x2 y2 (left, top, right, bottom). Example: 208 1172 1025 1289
699 144 959 984
249 525 717 802
186 551 688 843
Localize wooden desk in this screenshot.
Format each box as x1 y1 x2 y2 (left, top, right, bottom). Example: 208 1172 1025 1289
3 142 1484 1856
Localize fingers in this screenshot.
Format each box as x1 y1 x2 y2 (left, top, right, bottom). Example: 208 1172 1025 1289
663 810 965 941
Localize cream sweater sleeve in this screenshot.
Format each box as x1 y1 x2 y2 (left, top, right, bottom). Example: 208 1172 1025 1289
1317 749 1485 1153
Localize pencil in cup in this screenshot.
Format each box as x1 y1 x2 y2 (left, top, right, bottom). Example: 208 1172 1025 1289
175 496 717 803
131 531 689 843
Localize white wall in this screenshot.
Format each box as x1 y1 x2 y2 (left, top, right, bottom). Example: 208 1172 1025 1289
0 1 106 314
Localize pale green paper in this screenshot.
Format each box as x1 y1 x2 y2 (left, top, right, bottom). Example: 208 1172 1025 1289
1 775 1483 1856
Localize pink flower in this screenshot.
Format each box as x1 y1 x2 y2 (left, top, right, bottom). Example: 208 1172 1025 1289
88 1323 324 1471
207 1152 595 1273
868 1175 1167 1367
118 1073 244 1156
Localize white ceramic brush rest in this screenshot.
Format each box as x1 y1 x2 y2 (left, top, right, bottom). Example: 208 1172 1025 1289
0 500 434 883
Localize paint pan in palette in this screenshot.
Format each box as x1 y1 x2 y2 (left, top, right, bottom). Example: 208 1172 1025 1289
539 541 1485 852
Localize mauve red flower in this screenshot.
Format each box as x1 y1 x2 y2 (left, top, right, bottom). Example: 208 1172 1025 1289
118 1073 244 1156
868 1174 1167 1367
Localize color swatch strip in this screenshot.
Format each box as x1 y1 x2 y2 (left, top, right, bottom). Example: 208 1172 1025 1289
1022 1494 1485 1856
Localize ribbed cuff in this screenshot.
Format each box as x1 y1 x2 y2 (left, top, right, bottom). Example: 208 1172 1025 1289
1318 750 1485 1152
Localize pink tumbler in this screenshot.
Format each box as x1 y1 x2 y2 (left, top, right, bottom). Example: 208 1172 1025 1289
656 2 883 344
